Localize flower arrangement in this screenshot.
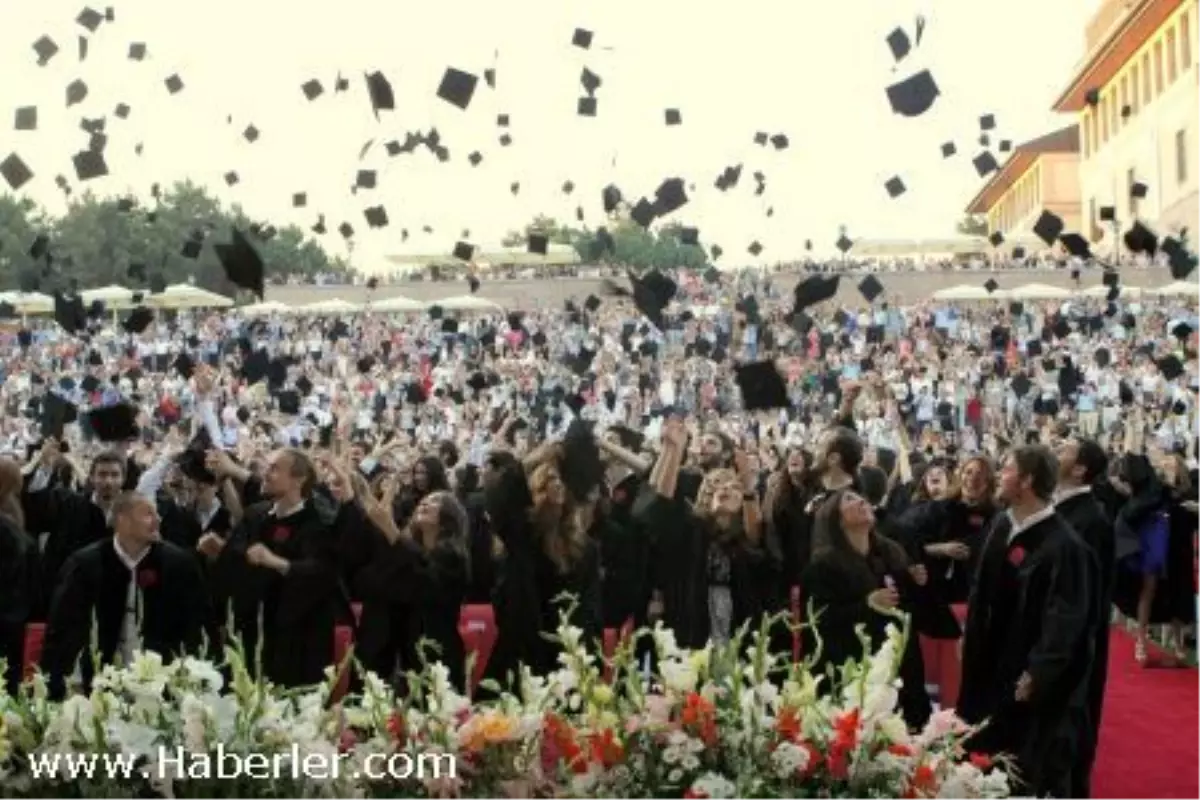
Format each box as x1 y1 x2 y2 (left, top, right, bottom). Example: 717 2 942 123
0 612 1012 798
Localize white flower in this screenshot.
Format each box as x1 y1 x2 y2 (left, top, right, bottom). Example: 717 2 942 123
692 772 737 798
878 714 910 745
660 659 698 694
178 657 224 694
106 718 159 761
668 767 684 784
180 693 209 751
771 740 811 778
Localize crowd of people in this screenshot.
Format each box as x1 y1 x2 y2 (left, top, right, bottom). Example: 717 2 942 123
0 263 1195 796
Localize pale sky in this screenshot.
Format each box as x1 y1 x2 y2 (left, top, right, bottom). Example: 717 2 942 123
1 0 1100 271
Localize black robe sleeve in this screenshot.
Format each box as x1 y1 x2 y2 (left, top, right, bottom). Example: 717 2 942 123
1025 535 1092 702
40 553 93 699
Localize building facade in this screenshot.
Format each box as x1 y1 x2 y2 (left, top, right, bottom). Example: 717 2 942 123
1053 0 1198 250
964 126 1083 243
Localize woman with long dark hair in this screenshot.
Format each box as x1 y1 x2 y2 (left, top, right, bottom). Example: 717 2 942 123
801 489 931 730
0 457 35 694
392 456 450 528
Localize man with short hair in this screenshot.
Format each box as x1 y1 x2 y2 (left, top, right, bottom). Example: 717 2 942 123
1054 437 1114 798
40 492 208 699
959 445 1095 798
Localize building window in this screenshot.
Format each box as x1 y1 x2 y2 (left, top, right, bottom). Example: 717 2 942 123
1119 75 1129 125
1101 98 1109 143
1183 11 1193 69
1168 27 1178 82
1155 38 1164 93
1143 51 1152 102
1131 62 1140 111
1109 91 1118 135
1177 129 1189 184
1090 197 1097 230
1127 168 1138 213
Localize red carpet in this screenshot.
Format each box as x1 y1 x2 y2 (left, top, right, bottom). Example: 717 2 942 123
1092 628 1198 799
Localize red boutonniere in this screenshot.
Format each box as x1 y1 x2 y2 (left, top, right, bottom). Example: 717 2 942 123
1007 545 1027 567
271 526 291 544
136 568 159 589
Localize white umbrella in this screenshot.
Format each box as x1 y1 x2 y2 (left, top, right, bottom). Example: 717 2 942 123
371 295 427 313
240 300 292 316
1151 281 1200 297
434 294 505 312
297 298 363 314
931 284 1008 301
81 284 136 309
0 291 54 314
147 283 234 309
1009 282 1071 300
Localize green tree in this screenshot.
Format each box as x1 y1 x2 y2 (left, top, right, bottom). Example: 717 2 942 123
503 214 712 272
0 182 353 296
956 214 990 236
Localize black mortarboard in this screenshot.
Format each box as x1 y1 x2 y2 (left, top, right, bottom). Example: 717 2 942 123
979 113 996 131
771 133 790 150
41 393 76 439
1158 355 1184 381
836 234 853 253
1012 246 1027 259
735 361 790 411
1032 210 1065 246
988 231 1005 247
1011 373 1032 397
941 141 956 158
453 241 475 261
654 177 688 215
224 171 239 186
679 227 699 246
34 35 60 66
885 27 911 61
1123 221 1158 255
214 228 265 298
301 78 323 100
1098 205 1116 222
665 108 682 126
365 70 395 119
497 113 510 127
467 151 483 167
437 67 477 110
602 183 623 213
54 293 87 333
562 180 575 194
164 74 184 94
0 154 33 190
979 134 991 147
1162 237 1197 279
528 233 549 255
1060 233 1092 259
748 241 763 257
1084 88 1100 106
122 306 154 334
858 275 884 303
72 149 107 181
972 151 999 177
998 139 1012 152
499 132 512 146
338 222 354 239
66 78 88 107
630 198 656 227
292 192 307 208
364 206 389 228
884 176 906 198
1130 181 1148 199
240 124 260 144
577 96 597 116
76 6 103 31
580 67 602 94
886 69 939 117
15 106 37 131
173 352 196 379
1173 321 1194 342
89 402 138 442
572 27 593 48
127 41 146 60
793 275 840 310
356 169 377 189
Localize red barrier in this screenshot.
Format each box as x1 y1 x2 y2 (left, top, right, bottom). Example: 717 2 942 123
332 625 354 701
458 604 497 694
22 623 45 682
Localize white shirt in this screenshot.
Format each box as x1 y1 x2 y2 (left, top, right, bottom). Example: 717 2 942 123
1054 485 1092 505
1006 504 1056 544
112 538 150 666
269 499 306 519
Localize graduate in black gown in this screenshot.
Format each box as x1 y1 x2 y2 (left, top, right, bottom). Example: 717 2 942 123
0 458 36 695
959 445 1095 798
200 448 349 688
1052 437 1113 799
40 492 209 699
800 489 931 730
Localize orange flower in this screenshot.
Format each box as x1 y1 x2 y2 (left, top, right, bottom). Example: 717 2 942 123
589 728 625 768
776 706 801 742
459 710 519 753
680 692 718 746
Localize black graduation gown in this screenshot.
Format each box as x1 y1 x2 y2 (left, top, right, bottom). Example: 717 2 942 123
482 462 602 687
21 485 111 619
0 516 35 695
40 539 208 699
463 491 498 604
799 537 931 730
958 512 1095 797
596 474 652 629
1054 489 1114 798
895 499 997 639
635 492 778 651
353 530 469 693
217 502 348 688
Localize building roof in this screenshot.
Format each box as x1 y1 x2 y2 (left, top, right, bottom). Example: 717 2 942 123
384 244 581 267
964 125 1080 214
1052 0 1181 112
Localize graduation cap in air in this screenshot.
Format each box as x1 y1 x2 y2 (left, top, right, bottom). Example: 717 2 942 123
858 275 885 303
122 306 154 334
1158 355 1185 381
735 361 790 411
528 233 549 255
215 228 265 298
301 78 324 100
1059 233 1092 260
41 393 77 439
577 96 598 116
364 206 389 228
72 149 108 181
1 154 33 191
453 241 475 261
1032 210 1065 246
793 275 840 311
1161 237 1197 279
33 35 60 66
886 70 939 117
1123 220 1158 256
437 67 478 110
88 402 139 442
1130 181 1148 199
972 152 999 178
884 176 906 198
885 27 911 61
365 70 395 119
164 74 184 94
572 27 593 49
15 106 37 131
664 108 682 126
54 293 87 334
66 79 88 107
